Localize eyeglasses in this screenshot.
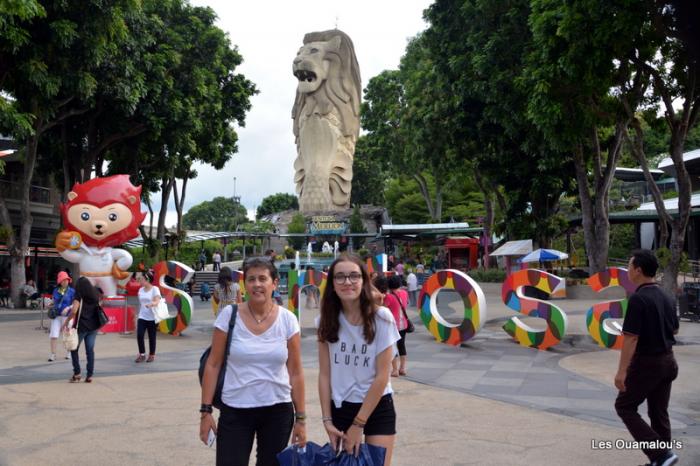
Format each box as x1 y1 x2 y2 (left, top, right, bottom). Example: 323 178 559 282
333 272 363 284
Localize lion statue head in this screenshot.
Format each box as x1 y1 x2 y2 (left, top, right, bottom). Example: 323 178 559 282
292 29 361 139
292 30 361 212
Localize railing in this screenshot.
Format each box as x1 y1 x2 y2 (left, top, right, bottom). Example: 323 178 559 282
0 179 51 204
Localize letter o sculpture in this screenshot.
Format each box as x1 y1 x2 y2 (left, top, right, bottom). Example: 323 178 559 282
417 269 487 346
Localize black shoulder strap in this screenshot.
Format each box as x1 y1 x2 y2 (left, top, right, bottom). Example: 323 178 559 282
391 291 406 313
223 304 238 360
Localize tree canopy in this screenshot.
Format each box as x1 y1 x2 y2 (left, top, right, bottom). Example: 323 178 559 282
182 196 249 232
256 193 298 219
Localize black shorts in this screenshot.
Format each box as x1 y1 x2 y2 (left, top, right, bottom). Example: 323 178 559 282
331 394 396 436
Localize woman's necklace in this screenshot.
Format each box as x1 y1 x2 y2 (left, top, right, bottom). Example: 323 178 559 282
248 302 274 324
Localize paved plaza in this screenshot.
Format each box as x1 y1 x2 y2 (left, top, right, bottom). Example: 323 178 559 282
1 285 699 465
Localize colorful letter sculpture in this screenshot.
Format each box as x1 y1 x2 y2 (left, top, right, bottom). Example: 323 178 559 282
417 269 486 346
585 267 634 349
501 270 568 350
152 261 194 335
55 175 147 296
366 254 387 275
211 270 246 316
287 269 327 319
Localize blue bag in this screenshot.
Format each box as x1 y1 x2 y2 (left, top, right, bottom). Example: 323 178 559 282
314 443 386 466
276 442 324 466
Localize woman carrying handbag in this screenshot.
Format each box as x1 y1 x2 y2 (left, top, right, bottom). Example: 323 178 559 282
200 258 306 466
134 271 163 363
62 277 102 383
318 254 401 466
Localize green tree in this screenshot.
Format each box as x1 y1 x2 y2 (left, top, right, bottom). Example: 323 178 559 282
182 196 249 231
348 204 367 248
350 136 388 206
286 213 307 250
0 0 137 304
256 193 298 219
524 0 652 273
620 1 700 292
423 0 572 247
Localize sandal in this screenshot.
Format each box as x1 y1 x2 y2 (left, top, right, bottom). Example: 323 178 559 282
134 355 146 363
146 354 155 363
85 376 93 383
69 374 81 383
399 370 407 376
391 371 399 377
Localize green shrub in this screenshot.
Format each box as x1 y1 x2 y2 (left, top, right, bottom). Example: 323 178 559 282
468 268 507 282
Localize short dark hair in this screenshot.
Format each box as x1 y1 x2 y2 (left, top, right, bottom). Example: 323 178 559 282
373 276 388 293
630 249 658 277
243 257 279 280
387 275 402 290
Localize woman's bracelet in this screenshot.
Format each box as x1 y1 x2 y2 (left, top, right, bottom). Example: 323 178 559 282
199 404 213 414
322 416 333 424
351 419 366 429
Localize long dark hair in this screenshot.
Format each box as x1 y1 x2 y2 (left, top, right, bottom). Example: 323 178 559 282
318 253 377 344
75 276 99 302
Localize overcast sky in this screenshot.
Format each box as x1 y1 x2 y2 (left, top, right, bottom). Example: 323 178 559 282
147 0 432 228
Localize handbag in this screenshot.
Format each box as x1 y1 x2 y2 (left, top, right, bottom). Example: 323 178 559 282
153 299 170 323
48 292 66 319
285 442 385 466
97 305 109 328
62 299 82 352
392 292 414 333
198 304 237 409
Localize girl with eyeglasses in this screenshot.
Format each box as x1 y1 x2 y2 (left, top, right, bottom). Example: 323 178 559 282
317 254 401 466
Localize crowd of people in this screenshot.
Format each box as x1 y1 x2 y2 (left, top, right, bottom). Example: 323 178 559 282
22 247 683 465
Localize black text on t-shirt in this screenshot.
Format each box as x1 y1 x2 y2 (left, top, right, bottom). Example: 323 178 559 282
334 341 370 367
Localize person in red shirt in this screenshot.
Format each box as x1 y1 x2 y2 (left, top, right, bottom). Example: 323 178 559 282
373 276 410 377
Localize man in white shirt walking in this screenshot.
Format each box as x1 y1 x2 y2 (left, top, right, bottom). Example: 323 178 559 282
406 271 418 307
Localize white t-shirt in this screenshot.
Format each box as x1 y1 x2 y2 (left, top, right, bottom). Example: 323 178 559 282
407 273 418 291
214 304 300 408
317 307 401 408
138 286 161 321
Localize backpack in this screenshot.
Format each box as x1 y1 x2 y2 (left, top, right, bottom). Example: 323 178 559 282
198 304 237 409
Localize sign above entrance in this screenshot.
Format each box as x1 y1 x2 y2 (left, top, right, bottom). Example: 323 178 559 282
309 216 347 235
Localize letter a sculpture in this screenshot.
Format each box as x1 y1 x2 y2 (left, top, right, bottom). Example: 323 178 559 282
292 29 361 212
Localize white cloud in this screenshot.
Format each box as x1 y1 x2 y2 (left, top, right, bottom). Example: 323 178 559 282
147 0 432 226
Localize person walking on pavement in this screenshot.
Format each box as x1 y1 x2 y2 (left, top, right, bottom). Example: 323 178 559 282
199 250 207 271
406 271 418 307
62 277 102 383
134 271 162 363
614 249 680 466
49 271 75 361
213 251 222 272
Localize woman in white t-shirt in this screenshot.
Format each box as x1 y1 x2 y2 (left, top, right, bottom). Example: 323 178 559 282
134 271 162 363
199 258 306 466
317 254 401 466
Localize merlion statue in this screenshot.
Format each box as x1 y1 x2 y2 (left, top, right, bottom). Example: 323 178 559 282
292 29 361 212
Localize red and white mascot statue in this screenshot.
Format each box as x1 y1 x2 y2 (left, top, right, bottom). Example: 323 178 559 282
55 175 147 297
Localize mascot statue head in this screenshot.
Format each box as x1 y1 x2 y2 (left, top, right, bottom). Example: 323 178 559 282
292 29 361 212
60 175 146 248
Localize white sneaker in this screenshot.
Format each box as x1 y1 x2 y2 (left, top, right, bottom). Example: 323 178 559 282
64 355 70 360
48 354 55 362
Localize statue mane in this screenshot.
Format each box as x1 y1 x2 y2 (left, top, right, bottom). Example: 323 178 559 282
292 29 361 140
